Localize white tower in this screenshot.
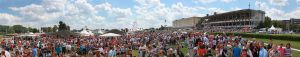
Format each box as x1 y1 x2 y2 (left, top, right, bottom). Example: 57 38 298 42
132 21 138 31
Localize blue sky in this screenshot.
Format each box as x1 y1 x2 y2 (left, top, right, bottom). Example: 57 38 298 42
0 0 300 29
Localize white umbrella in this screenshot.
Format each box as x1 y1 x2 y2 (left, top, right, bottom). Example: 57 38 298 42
99 33 121 37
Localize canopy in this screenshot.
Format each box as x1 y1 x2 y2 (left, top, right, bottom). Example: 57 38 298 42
99 33 121 37
80 29 94 36
269 25 276 30
97 30 105 34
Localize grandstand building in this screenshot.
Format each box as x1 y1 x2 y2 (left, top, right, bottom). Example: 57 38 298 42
172 9 266 32
172 17 201 29
201 9 265 30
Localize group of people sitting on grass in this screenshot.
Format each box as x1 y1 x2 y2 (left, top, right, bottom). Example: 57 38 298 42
0 31 293 57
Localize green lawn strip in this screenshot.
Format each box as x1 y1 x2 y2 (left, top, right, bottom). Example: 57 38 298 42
270 34 300 37
215 33 300 41
292 51 300 57
181 47 188 56
132 50 139 57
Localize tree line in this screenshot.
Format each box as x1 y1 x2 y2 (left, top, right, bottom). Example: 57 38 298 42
41 21 70 33
0 25 39 34
257 16 300 32
0 21 71 34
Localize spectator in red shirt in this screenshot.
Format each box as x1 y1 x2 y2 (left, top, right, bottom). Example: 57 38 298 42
198 41 206 57
278 43 284 57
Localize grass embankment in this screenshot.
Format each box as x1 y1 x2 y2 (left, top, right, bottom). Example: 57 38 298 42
270 34 300 37
214 33 300 41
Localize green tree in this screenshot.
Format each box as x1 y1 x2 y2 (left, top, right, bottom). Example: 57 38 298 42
264 16 272 28
256 21 264 29
32 28 39 33
196 18 205 29
41 27 52 33
28 27 33 32
107 29 124 34
125 28 129 33
0 25 10 34
7 27 14 33
53 25 58 32
12 25 27 33
290 24 300 32
158 25 165 30
58 21 70 31
58 21 66 31
272 20 284 29
66 25 70 31
28 27 39 33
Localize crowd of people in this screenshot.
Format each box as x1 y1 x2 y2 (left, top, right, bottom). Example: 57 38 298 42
0 31 293 57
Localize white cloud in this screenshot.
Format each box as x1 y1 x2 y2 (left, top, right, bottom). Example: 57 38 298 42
297 0 300 3
10 4 55 21
0 13 21 24
255 1 288 20
230 7 242 11
269 0 288 6
6 0 296 29
9 0 107 29
207 8 227 14
194 0 217 3
171 2 206 17
132 1 208 28
96 2 132 18
286 8 300 18
135 0 164 7
221 0 235 3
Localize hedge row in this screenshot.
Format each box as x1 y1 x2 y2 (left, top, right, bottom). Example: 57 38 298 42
213 33 300 41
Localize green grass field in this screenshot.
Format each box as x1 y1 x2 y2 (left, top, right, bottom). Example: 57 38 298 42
0 35 3 41
270 34 300 37
245 38 300 57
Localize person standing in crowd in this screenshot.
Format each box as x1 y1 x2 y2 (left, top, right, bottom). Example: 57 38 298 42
241 49 248 57
278 43 285 57
268 44 276 57
233 42 241 57
138 44 145 57
216 43 225 57
197 41 206 57
284 43 292 57
55 44 62 57
1 51 6 57
108 47 116 57
176 46 184 57
259 42 267 57
0 31 296 57
4 48 10 57
66 43 71 54
32 46 38 57
226 46 233 57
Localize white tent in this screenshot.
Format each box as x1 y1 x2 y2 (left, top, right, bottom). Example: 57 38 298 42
80 29 94 36
20 32 38 37
97 30 105 34
99 33 121 37
268 25 282 34
268 25 276 31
